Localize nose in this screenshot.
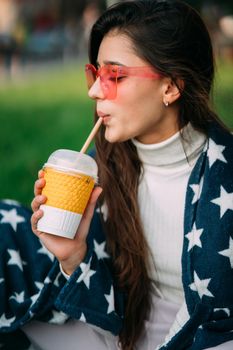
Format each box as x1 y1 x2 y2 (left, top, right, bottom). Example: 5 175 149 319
88 77 105 100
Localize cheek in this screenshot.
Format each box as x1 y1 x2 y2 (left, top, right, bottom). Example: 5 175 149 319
118 79 162 107
105 82 164 142
118 84 163 121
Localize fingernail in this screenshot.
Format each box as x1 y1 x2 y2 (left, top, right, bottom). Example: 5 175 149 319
38 195 45 202
35 212 40 218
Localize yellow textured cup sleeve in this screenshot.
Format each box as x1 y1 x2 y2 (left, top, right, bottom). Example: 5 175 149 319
42 167 95 214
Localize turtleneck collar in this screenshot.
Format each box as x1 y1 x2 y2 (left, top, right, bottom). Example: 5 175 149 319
132 123 207 168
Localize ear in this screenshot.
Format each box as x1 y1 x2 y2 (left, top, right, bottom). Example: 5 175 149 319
163 78 184 106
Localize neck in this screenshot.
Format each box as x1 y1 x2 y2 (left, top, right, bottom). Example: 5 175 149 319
132 123 207 168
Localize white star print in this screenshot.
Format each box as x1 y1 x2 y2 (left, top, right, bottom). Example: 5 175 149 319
48 310 69 324
30 292 40 306
76 260 96 289
190 176 204 205
2 199 21 206
10 291 25 303
0 208 25 231
44 276 52 284
186 223 204 251
211 186 233 218
96 203 108 221
214 308 230 317
7 249 23 271
28 310 35 318
104 286 115 314
54 272 62 287
207 139 227 168
37 244 54 262
94 240 109 259
35 281 44 290
219 237 233 268
0 314 16 327
189 271 214 299
79 312 86 322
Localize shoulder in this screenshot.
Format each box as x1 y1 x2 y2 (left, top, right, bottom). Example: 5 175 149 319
208 122 233 151
206 122 233 171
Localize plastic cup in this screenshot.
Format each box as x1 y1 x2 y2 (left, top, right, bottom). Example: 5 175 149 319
37 149 98 239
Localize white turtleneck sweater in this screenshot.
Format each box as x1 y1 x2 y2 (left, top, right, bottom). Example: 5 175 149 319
132 123 207 305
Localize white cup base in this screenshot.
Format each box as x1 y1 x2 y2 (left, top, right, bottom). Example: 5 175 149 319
37 205 82 239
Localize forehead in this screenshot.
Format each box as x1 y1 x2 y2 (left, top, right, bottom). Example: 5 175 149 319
97 31 148 66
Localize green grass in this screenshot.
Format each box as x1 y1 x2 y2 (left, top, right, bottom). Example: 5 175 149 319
214 61 233 129
0 62 95 206
0 60 232 206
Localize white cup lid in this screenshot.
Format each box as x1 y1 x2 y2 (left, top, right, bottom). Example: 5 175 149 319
44 149 98 181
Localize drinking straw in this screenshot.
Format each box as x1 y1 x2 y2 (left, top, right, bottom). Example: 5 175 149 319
80 117 103 153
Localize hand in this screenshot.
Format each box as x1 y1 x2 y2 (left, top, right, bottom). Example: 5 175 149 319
31 170 102 275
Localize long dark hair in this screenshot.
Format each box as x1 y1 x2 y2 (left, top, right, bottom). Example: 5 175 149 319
89 1 227 349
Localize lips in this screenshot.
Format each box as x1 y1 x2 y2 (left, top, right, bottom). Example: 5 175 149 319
97 111 109 118
97 111 111 125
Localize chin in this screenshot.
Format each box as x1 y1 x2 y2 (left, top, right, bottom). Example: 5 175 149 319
104 127 133 143
104 131 128 143
104 130 119 143
105 135 120 143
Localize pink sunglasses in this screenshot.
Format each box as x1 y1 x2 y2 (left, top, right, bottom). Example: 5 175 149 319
85 63 162 99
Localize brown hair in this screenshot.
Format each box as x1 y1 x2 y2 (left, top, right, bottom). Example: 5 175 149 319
89 1 228 349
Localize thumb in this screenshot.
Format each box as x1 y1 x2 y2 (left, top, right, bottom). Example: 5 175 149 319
83 186 103 221
75 186 103 240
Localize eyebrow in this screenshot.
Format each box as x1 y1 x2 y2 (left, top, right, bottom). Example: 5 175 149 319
96 60 125 67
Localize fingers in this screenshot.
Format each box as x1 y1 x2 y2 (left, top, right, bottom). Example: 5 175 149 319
30 170 46 237
31 194 47 212
31 192 46 236
83 186 103 221
34 170 45 196
31 209 44 236
38 169 45 178
34 178 46 196
76 187 102 240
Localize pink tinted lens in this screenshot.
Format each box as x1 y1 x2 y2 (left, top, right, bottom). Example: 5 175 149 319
99 65 118 99
85 64 118 99
85 65 96 90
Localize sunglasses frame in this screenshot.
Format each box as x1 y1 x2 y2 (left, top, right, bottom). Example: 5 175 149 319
85 63 162 100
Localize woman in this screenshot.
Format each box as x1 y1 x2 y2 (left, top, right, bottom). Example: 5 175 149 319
0 1 233 349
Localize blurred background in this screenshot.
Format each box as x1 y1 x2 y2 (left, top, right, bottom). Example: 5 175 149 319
0 0 233 206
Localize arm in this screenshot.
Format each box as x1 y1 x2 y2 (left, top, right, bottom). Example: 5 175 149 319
0 199 124 336
0 200 66 332
54 210 124 335
30 171 124 335
30 170 103 275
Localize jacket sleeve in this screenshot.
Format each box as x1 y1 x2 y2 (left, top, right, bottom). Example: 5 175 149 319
0 200 69 333
53 210 125 335
0 201 124 336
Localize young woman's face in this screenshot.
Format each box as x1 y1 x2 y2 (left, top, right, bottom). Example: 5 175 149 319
88 32 180 144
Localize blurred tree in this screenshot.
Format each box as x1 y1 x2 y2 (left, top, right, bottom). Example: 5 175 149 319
184 0 233 13
60 0 106 19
